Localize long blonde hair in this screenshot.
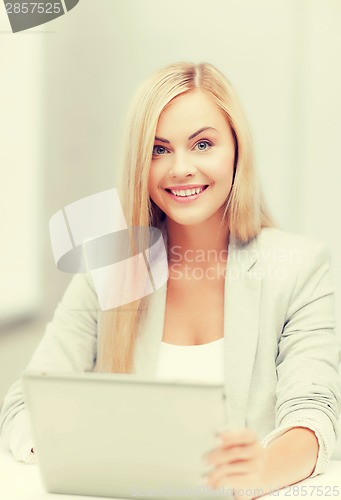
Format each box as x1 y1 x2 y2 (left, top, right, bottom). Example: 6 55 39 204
94 61 274 374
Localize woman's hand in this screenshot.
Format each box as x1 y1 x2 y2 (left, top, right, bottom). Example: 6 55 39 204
202 428 268 499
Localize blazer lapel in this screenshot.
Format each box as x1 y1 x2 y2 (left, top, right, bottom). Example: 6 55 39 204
222 235 262 429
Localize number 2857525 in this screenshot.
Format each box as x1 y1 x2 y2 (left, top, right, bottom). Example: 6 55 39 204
5 3 62 14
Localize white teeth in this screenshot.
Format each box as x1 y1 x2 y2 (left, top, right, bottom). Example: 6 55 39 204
170 186 205 197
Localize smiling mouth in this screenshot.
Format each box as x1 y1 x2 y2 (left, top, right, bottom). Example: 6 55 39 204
164 185 209 197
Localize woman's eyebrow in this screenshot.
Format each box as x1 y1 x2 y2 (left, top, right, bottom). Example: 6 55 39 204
188 127 219 140
155 127 219 144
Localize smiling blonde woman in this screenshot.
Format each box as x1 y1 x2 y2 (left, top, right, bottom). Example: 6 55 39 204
1 62 340 500
96 62 273 375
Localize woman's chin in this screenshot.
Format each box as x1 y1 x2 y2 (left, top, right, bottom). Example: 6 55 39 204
165 212 214 227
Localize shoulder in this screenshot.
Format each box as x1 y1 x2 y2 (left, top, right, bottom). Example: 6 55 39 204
229 227 330 280
254 227 330 266
57 272 99 318
246 229 335 321
248 227 333 293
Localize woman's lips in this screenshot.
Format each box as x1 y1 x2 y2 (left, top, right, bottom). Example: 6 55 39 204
164 185 209 204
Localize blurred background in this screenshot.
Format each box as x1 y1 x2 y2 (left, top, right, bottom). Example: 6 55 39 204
1 0 341 404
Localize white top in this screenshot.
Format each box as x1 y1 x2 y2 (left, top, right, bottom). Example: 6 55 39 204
155 337 225 383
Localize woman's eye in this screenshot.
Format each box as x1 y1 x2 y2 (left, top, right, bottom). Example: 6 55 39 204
152 145 168 156
195 140 212 151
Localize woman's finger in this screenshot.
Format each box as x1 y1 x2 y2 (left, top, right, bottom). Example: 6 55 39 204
214 472 261 493
218 428 258 448
205 461 254 488
205 442 261 467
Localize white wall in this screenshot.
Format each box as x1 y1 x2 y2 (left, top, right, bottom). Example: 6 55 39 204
299 0 341 332
0 15 43 322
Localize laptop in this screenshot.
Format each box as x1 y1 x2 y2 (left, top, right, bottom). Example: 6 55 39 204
22 371 227 500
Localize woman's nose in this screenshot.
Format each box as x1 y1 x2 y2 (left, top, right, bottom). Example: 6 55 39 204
169 152 197 178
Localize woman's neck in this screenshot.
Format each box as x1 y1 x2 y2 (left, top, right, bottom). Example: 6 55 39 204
165 214 229 268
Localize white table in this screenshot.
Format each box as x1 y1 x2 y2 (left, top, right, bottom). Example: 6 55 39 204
1 439 341 500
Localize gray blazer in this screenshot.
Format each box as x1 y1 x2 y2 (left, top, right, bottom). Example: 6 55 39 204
1 227 341 476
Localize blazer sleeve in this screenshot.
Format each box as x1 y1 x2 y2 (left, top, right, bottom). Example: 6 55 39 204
0 272 99 464
261 241 341 477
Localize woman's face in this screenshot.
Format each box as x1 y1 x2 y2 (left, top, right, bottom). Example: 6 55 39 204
148 89 236 227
